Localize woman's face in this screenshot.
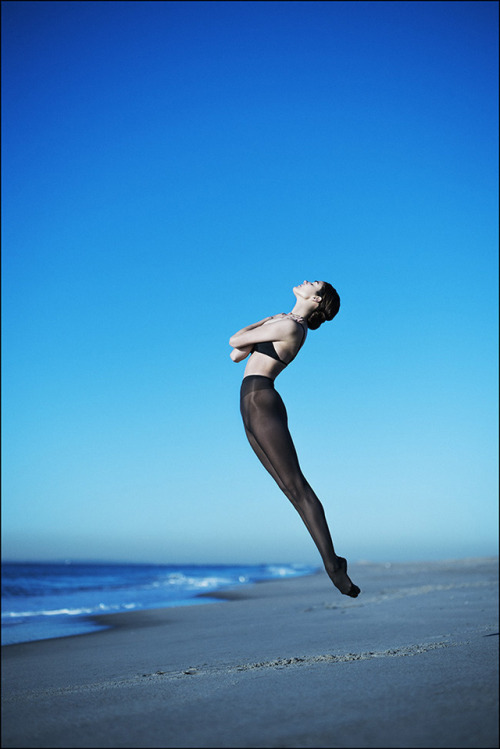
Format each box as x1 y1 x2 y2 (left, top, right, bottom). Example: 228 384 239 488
293 280 324 300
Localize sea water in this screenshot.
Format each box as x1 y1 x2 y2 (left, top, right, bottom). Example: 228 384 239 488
1 561 317 646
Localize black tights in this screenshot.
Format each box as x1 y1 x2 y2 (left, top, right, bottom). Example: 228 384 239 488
240 375 359 597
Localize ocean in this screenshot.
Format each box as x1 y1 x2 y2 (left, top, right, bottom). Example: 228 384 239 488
1 561 317 646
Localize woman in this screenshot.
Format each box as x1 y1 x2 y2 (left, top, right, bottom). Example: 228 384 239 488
229 280 360 598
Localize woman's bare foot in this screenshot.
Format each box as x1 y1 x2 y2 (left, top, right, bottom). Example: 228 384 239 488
329 556 360 598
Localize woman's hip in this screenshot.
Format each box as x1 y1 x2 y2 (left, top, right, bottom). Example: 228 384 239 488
240 374 275 398
240 375 287 426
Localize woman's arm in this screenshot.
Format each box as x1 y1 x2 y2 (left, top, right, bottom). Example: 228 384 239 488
229 314 288 347
228 316 275 359
229 316 296 350
230 346 253 362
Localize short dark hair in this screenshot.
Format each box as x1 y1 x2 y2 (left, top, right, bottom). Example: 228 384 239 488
307 282 340 330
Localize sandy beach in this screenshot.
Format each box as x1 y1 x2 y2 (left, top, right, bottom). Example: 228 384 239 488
1 557 498 748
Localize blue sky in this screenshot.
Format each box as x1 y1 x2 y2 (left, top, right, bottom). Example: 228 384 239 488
2 0 498 565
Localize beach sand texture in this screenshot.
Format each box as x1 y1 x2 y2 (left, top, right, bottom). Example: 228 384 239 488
1 557 498 748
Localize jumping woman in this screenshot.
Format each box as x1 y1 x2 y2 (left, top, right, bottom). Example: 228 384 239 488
229 280 360 598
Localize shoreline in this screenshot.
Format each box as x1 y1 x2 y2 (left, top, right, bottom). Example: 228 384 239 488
2 557 498 748
1 562 319 648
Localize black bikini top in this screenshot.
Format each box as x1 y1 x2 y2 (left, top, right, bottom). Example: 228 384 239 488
253 318 307 367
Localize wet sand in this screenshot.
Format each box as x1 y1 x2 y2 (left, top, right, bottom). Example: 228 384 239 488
1 557 498 748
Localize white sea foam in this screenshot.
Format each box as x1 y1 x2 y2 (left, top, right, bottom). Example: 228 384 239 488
2 602 138 619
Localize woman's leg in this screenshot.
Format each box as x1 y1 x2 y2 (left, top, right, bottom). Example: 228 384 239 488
241 380 359 597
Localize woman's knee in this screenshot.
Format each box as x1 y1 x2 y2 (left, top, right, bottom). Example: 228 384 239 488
285 475 315 504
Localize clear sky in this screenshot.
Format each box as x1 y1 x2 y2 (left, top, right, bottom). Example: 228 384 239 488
2 1 498 566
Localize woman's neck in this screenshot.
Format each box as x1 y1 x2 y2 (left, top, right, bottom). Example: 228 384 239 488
290 300 315 320
287 310 305 322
